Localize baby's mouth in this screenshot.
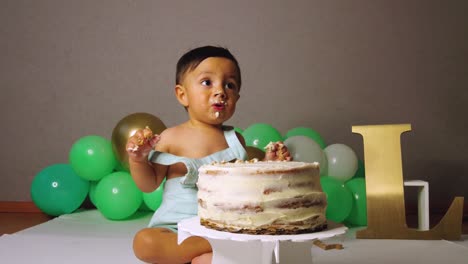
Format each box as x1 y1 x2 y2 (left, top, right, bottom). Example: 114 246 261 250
212 101 227 111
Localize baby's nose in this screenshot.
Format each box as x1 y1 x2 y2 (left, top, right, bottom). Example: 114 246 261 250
214 89 226 97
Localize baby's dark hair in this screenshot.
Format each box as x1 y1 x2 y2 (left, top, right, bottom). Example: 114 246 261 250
176 46 242 88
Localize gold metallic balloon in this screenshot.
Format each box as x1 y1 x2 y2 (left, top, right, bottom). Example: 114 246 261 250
112 113 166 170
245 146 265 160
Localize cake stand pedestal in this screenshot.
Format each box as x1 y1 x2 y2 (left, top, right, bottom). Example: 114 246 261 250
178 217 347 264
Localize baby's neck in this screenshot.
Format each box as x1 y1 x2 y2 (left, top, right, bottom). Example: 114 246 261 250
185 120 223 130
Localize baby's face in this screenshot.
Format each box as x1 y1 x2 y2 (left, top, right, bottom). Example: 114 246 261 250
180 57 240 125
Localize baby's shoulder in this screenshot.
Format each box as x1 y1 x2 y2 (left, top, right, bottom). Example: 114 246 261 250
158 125 191 144
158 126 178 142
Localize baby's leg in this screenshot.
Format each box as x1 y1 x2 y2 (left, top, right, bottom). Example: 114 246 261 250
192 252 213 264
133 227 211 264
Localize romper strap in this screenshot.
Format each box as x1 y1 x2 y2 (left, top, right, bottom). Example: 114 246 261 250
223 128 248 160
148 150 198 188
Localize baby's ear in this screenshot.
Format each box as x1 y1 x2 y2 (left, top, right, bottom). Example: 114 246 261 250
175 85 189 107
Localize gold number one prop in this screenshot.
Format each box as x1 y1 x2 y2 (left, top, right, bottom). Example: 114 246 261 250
352 124 464 240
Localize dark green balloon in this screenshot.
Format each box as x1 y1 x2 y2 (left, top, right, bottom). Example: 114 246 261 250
320 176 353 223
31 164 89 216
354 159 365 178
88 180 98 207
344 178 367 226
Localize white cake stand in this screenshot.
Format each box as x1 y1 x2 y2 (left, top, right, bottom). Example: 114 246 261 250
178 217 347 264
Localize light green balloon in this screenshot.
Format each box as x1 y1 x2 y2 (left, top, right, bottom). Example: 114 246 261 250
324 144 358 182
284 136 327 176
95 171 142 220
285 127 326 149
143 178 166 211
69 135 117 181
233 127 244 134
242 123 283 150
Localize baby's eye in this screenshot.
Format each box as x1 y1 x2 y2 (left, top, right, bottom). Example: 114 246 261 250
201 80 212 86
225 82 238 90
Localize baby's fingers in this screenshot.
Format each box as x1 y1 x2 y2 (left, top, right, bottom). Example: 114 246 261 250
143 126 153 140
131 130 146 146
126 140 140 153
149 134 161 148
282 150 293 161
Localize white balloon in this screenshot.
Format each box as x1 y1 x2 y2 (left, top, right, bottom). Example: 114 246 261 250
324 143 358 182
284 136 327 176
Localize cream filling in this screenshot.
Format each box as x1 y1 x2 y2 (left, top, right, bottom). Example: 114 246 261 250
199 207 325 228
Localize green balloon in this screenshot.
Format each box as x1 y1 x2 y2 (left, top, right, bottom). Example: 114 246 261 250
138 201 152 211
143 178 166 211
114 161 130 172
285 127 326 149
320 176 353 223
31 164 89 216
69 135 117 181
354 159 365 178
344 178 367 226
88 181 98 207
95 171 143 220
243 123 283 150
233 126 244 134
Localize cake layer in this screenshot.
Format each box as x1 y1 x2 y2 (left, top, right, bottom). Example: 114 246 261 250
200 216 327 235
197 161 327 235
199 161 320 175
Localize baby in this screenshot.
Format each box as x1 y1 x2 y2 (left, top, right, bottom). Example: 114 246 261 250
126 46 291 264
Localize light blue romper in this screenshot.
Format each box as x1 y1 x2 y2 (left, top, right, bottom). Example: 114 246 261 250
146 126 247 232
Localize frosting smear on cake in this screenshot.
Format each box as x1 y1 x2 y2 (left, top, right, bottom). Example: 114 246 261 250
197 161 327 235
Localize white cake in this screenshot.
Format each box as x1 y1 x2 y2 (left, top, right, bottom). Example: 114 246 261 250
197 161 327 235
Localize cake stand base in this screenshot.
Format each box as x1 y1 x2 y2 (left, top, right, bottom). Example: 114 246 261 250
178 217 347 264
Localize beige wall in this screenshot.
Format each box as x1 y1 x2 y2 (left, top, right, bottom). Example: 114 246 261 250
1 1 467 212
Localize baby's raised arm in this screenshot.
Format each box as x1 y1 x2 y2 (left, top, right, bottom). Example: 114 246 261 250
126 127 167 193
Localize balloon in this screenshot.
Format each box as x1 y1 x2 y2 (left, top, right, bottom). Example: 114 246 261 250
242 123 283 150
143 178 166 211
69 135 117 181
344 178 367 226
245 146 265 160
31 164 89 216
88 181 98 207
354 159 365 178
234 127 244 134
324 143 358 182
114 161 130 172
320 176 353 223
95 171 143 220
284 136 328 176
139 201 152 211
285 127 326 149
112 112 166 171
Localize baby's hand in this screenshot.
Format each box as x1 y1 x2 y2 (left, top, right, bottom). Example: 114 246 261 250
126 126 160 163
263 141 292 161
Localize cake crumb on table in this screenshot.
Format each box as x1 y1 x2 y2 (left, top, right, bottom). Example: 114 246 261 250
313 239 344 250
